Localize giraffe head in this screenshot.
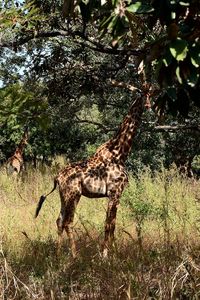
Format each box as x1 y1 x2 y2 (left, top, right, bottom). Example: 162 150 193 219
22 126 29 143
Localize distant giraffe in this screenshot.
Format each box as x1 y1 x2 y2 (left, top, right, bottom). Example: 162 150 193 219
6 128 28 175
35 91 148 257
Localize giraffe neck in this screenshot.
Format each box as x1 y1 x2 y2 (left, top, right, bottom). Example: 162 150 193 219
92 94 145 164
15 130 28 156
111 95 144 163
15 143 25 156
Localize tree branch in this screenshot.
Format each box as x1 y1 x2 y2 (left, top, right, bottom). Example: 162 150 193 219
75 116 200 134
75 115 115 133
1 28 145 57
0 30 68 49
153 125 200 133
71 30 144 56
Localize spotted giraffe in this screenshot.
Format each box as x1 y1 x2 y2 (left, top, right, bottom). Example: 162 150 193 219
35 92 147 257
6 128 28 175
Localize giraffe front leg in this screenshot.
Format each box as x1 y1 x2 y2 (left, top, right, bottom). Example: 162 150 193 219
103 197 119 258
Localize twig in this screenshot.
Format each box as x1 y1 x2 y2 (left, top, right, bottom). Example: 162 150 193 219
0 241 38 299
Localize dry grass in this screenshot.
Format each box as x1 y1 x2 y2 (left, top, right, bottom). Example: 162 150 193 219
0 166 200 299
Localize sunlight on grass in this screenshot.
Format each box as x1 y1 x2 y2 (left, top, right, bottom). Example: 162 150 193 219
0 165 200 299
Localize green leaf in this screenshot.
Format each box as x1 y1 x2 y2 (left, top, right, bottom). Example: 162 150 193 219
126 2 141 13
179 1 190 6
99 15 113 31
107 15 118 31
126 2 153 14
190 43 200 68
112 0 119 6
82 0 90 4
186 68 199 87
176 66 182 83
163 49 173 67
169 39 188 61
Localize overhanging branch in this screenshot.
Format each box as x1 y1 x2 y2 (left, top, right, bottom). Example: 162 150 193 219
74 116 200 134
75 115 115 133
0 28 145 57
71 30 144 56
0 30 68 49
154 125 200 132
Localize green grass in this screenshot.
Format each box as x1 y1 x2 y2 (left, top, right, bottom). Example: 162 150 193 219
0 166 200 299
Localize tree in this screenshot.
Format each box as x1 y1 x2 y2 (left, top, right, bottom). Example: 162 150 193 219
1 0 200 113
0 0 199 171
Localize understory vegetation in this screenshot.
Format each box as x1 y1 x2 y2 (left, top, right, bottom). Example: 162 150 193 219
1 1 200 299
0 165 200 299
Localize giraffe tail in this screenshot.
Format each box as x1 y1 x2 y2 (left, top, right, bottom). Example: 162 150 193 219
35 178 58 218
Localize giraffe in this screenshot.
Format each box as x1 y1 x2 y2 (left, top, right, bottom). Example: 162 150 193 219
35 92 147 257
6 128 28 175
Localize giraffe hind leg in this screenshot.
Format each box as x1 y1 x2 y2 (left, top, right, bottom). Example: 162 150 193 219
56 211 65 255
56 194 80 258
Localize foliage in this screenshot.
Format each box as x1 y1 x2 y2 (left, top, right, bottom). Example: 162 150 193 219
0 0 199 170
0 83 49 127
74 0 200 116
1 0 200 115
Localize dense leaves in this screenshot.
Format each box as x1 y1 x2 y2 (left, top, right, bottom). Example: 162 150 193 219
0 0 199 171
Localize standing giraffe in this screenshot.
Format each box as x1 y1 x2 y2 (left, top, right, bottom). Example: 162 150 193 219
35 92 147 257
6 128 28 175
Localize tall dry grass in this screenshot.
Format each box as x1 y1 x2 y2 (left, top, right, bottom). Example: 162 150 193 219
0 165 200 299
